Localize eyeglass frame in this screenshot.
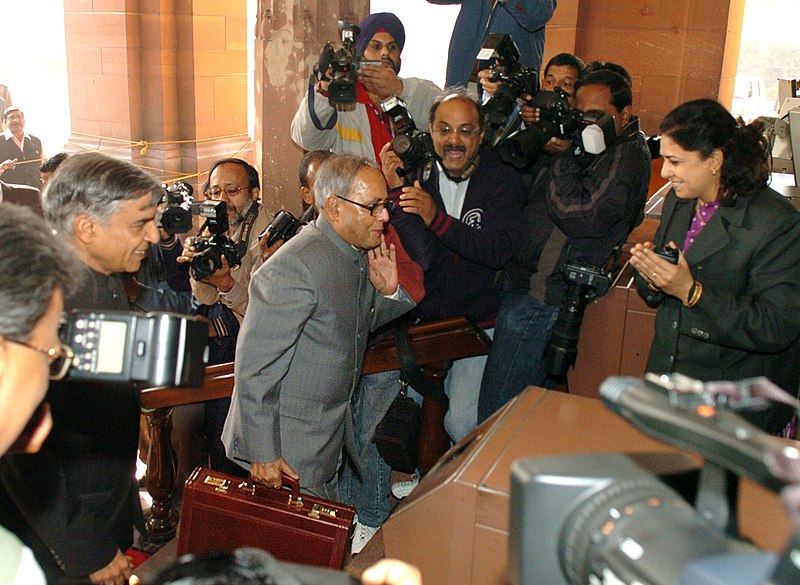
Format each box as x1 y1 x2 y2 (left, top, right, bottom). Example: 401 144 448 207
5 338 75 380
431 125 483 139
334 194 395 217
207 185 246 200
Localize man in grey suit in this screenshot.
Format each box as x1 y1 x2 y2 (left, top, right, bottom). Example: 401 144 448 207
222 154 414 499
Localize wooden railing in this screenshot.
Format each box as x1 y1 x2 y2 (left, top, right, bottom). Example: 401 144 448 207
139 316 492 542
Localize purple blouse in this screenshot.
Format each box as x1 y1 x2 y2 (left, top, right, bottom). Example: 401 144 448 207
683 200 720 252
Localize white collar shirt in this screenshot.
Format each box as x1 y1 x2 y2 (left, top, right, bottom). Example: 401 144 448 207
436 162 470 220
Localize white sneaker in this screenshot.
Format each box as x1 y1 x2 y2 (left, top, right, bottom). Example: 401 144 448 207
391 474 419 500
351 520 379 555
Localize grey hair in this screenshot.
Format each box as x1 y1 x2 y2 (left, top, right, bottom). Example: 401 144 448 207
43 152 162 236
0 204 80 340
313 153 375 210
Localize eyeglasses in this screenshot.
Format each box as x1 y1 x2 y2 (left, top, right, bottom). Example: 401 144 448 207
335 195 395 216
208 185 244 200
6 339 74 380
432 125 482 139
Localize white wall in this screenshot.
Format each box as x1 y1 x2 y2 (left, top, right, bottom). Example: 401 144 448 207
370 0 461 89
0 1 70 157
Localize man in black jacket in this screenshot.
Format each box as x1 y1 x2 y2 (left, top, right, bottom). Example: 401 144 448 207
382 91 525 443
478 67 652 421
0 152 161 585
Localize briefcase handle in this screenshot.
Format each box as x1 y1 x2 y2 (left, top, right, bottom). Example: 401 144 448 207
246 472 301 503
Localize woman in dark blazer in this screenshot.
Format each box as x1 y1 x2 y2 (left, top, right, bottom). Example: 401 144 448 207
630 99 800 434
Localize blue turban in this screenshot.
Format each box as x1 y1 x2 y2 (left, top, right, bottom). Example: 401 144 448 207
355 12 405 54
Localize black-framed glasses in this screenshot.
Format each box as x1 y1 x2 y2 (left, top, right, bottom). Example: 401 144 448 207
6 339 74 380
208 185 244 200
335 195 395 216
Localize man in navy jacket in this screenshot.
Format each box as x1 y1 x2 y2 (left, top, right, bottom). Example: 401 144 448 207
381 91 524 442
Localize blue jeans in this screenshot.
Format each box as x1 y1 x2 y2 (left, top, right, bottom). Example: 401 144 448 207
478 294 559 423
340 370 400 528
442 327 494 443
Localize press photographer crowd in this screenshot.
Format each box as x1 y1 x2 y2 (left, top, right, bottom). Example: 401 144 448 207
2 3 800 585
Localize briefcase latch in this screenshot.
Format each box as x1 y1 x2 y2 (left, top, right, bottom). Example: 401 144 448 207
203 475 231 493
309 503 337 519
237 481 256 496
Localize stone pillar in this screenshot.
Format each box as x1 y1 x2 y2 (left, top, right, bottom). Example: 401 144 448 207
254 0 368 213
63 0 252 190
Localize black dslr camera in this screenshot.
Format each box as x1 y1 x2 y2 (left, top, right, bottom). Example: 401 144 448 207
259 205 315 248
495 88 618 168
380 95 437 177
314 22 380 106
159 183 244 281
189 200 242 281
544 262 612 379
478 34 539 128
495 88 581 168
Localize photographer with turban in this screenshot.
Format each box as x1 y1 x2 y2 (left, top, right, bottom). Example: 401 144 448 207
291 12 441 166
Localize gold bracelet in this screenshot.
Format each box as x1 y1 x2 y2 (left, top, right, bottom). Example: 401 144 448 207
684 281 703 308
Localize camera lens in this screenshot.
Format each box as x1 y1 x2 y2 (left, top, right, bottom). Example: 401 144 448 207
392 134 413 156
190 245 222 281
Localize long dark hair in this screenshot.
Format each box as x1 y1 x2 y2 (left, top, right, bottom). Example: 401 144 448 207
660 99 769 205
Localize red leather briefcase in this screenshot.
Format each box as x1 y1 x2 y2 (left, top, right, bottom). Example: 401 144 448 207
176 467 355 569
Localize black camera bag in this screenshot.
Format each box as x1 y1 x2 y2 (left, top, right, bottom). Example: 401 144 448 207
373 326 447 473
373 381 421 474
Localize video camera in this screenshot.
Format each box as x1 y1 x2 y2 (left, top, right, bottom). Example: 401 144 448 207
495 88 617 168
380 95 437 177
159 183 243 281
61 309 209 387
478 34 539 129
314 22 381 107
160 181 195 235
544 261 612 379
509 373 800 585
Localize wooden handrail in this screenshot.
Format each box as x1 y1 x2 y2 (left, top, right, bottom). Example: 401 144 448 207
140 316 491 542
140 317 491 409
141 362 234 410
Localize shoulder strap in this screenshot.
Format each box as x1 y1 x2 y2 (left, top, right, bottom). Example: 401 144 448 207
394 326 448 404
236 201 261 256
307 74 338 131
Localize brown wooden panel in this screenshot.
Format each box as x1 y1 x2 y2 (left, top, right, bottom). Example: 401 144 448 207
567 286 627 398
620 307 657 378
383 387 794 585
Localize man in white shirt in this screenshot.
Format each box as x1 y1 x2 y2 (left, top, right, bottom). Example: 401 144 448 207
0 107 43 189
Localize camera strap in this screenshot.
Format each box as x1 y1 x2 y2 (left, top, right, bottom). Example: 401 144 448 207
236 201 260 257
308 74 338 131
395 326 448 404
441 154 480 183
